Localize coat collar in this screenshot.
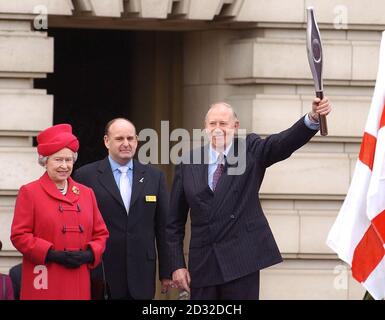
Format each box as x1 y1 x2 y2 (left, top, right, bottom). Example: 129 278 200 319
39 172 80 205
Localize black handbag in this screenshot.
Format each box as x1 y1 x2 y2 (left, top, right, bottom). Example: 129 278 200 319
91 260 110 300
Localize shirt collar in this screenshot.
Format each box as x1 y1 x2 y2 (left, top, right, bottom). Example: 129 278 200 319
208 142 232 165
108 155 133 172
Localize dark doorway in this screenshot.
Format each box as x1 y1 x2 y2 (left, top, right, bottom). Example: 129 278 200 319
35 28 132 168
36 28 183 174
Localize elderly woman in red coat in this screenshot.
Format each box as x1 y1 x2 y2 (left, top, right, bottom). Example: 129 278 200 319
10 124 109 300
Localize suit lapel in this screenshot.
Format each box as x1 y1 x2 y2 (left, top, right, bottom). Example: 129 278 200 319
129 160 146 209
188 146 214 221
97 157 126 210
210 137 248 214
211 166 236 204
190 146 212 196
127 160 146 228
39 172 79 205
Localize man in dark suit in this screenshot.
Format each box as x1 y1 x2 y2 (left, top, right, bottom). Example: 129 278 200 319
73 118 171 299
167 98 332 299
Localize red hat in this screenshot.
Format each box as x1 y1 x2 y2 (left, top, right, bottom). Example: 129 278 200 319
37 124 79 156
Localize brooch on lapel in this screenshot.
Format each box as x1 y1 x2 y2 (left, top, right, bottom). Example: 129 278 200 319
72 186 80 195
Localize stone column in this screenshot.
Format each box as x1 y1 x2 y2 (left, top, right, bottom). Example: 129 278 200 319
0 4 58 272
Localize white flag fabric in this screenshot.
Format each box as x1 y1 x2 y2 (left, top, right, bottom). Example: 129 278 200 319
326 31 385 300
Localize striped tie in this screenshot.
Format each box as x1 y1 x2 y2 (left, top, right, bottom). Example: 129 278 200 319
212 154 225 191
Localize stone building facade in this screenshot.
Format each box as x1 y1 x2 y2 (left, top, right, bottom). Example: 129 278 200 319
0 0 382 299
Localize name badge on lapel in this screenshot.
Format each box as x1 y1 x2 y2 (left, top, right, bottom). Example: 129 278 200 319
145 195 157 202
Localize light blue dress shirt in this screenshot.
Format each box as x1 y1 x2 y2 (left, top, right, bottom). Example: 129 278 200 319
304 113 320 130
207 115 319 189
108 155 133 191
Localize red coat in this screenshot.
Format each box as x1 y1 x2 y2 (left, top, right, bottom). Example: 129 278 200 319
11 172 109 300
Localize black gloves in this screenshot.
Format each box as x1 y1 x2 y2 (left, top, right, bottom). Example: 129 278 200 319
46 249 80 268
46 248 94 268
69 248 95 265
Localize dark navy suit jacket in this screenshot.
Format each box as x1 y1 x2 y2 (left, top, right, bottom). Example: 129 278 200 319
167 116 318 288
74 158 169 299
